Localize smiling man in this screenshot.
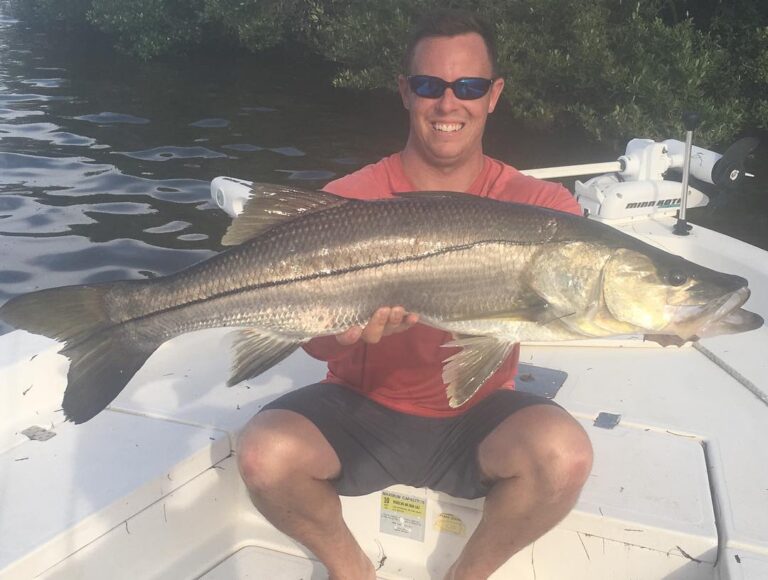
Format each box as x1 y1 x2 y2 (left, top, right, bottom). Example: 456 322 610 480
399 31 505 188
237 9 593 580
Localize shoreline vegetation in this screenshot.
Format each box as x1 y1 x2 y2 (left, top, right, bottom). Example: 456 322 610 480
8 0 768 147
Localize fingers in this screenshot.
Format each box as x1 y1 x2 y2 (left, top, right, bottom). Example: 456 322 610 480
335 307 420 346
382 307 420 337
360 307 393 344
335 325 363 346
402 312 420 327
388 306 405 327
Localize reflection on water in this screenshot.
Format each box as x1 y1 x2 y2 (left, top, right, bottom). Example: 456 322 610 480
0 5 766 316
0 5 412 311
75 112 150 125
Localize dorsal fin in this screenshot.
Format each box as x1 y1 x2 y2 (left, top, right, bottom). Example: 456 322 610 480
221 183 347 245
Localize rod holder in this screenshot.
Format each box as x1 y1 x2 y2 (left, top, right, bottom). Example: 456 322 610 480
673 112 701 236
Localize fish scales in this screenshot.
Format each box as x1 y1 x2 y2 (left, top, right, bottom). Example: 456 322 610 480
104 196 582 334
0 185 761 423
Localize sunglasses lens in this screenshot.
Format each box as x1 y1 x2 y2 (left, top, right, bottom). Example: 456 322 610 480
408 76 493 100
454 78 493 100
408 76 446 98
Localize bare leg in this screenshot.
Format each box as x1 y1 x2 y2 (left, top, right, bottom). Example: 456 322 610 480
237 410 375 580
445 404 593 580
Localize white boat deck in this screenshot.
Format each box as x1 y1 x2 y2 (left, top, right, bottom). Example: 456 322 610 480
1 216 767 579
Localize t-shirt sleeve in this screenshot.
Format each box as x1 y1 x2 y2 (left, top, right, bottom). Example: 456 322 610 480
495 171 582 217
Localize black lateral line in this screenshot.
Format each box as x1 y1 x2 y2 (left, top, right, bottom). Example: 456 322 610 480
59 237 549 351
133 239 517 319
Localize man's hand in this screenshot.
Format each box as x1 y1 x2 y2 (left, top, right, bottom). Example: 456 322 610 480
336 306 420 346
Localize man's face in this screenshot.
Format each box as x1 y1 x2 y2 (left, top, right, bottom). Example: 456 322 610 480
398 33 504 169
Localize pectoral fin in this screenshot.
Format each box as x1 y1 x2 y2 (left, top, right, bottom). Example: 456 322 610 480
441 336 518 408
228 328 300 386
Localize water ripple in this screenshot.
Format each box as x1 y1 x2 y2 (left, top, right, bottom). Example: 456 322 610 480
84 202 157 216
114 146 229 162
0 235 215 300
241 105 277 113
178 233 209 241
144 221 191 234
0 194 97 234
21 78 65 88
0 196 24 212
0 108 44 120
0 121 96 146
189 118 230 128
0 93 63 103
75 112 150 125
29 238 214 274
2 151 207 195
271 146 305 157
222 143 261 152
220 143 305 157
0 270 31 283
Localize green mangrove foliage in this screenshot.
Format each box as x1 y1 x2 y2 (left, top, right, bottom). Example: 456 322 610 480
9 0 768 145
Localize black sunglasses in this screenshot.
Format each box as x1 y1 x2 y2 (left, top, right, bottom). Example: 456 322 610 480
407 75 494 100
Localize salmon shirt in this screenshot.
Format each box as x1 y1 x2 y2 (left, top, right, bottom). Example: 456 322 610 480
302 153 582 417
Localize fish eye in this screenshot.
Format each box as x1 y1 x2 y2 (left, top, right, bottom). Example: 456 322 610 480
666 270 688 286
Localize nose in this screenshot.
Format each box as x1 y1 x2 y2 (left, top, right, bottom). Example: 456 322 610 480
435 86 462 112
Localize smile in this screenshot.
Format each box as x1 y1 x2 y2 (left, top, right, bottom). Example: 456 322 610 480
432 122 464 133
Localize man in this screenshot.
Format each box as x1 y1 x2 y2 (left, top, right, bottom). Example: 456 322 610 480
237 9 593 580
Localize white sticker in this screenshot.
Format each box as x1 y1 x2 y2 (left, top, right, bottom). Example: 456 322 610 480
379 490 426 542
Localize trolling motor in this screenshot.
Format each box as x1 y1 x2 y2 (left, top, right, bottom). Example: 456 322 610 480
570 125 759 222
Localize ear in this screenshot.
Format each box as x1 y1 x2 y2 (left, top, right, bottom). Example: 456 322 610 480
487 77 505 114
397 75 411 110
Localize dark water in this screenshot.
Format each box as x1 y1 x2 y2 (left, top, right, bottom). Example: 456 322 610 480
1 5 766 315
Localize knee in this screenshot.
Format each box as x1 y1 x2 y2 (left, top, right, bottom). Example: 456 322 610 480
535 422 593 499
236 417 304 494
236 410 340 495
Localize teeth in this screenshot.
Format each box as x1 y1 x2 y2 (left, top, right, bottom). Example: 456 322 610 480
433 122 463 133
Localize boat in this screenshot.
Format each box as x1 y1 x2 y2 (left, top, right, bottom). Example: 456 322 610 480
1 129 766 579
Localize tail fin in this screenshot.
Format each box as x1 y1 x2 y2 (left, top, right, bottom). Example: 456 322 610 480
0 284 115 344
1 284 160 423
61 327 159 423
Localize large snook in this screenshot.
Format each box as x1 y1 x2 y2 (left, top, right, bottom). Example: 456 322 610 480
0 184 763 423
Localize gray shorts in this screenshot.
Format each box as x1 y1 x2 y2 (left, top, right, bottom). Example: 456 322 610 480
261 383 559 498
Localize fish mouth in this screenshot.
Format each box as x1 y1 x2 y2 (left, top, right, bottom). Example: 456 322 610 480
696 306 764 338
664 287 763 339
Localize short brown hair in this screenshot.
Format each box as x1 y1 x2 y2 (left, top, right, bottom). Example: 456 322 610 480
403 9 499 76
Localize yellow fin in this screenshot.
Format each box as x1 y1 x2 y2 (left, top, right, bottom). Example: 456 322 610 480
442 336 518 407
